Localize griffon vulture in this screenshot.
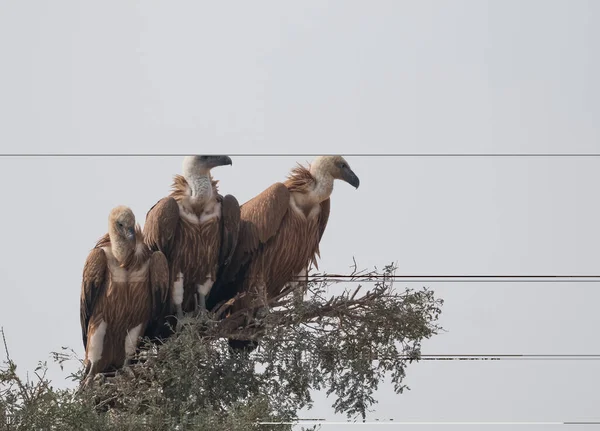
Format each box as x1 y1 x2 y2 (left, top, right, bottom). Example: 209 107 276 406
144 155 240 331
206 155 360 350
80 206 169 384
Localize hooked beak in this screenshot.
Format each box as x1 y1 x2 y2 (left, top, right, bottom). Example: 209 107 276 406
126 228 135 241
342 168 360 189
215 155 232 167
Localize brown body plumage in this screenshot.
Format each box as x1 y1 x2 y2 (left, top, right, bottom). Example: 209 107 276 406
80 206 169 384
144 156 240 337
241 168 327 302
206 156 359 349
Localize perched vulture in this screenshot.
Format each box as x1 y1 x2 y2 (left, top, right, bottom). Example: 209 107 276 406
144 155 240 334
206 155 360 350
80 206 169 384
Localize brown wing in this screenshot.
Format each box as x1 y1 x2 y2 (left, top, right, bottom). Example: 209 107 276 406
310 198 331 271
227 183 290 276
144 197 180 259
207 183 290 310
318 198 330 243
240 182 290 248
80 247 108 349
218 194 241 269
149 251 170 319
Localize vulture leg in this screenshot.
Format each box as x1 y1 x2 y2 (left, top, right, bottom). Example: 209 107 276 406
122 367 135 379
83 361 91 379
79 367 104 392
175 304 184 321
193 291 208 321
80 377 92 392
198 293 206 314
257 283 270 319
292 267 308 304
81 371 93 390
124 324 142 367
194 279 213 317
173 272 185 321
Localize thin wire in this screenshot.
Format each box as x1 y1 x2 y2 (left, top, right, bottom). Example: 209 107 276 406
1 153 600 157
310 280 600 283
287 275 600 283
308 275 600 278
412 354 600 357
385 357 600 361
257 421 597 425
246 354 600 361
131 351 600 361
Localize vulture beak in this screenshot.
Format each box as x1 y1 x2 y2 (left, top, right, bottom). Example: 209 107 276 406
215 155 233 167
126 228 136 241
341 167 360 189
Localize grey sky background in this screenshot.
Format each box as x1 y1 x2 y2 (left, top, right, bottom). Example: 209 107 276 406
1 0 599 427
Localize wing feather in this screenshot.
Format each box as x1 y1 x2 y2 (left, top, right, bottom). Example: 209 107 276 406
207 183 290 310
144 197 180 258
310 198 331 270
218 194 241 269
240 182 290 249
226 183 289 277
80 248 108 349
318 198 330 243
145 250 170 340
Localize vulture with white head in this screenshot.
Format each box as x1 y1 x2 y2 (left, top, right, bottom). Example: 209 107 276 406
80 206 169 385
144 155 240 337
206 155 360 350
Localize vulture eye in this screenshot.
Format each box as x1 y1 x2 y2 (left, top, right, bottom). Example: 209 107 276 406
341 163 347 169
117 222 123 227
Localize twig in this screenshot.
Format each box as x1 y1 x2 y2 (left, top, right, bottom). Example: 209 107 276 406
1 328 31 405
1 328 11 363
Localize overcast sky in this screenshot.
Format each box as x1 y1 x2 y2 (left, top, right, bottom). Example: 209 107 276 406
1 0 599 428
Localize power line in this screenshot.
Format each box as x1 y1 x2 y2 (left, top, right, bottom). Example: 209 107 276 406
1 153 600 157
315 280 600 283
387 355 600 361
313 275 600 278
258 420 599 426
131 349 600 362
291 275 600 283
247 354 600 361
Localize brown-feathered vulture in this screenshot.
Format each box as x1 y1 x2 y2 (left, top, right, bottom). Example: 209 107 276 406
206 155 360 350
80 206 169 384
144 155 240 333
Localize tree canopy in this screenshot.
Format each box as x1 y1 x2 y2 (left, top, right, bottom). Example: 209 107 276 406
1 262 443 430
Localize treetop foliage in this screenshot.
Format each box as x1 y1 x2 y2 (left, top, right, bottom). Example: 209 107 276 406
1 262 444 431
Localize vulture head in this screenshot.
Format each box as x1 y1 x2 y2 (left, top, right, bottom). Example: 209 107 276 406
108 205 136 243
182 155 233 176
311 156 360 189
108 206 138 267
